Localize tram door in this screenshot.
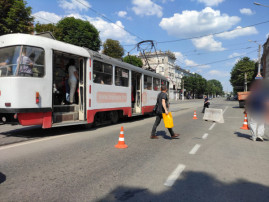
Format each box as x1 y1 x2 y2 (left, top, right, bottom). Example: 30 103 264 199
78 58 86 120
131 71 142 114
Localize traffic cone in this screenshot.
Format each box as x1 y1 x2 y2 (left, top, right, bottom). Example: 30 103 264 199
240 113 249 130
193 111 198 120
115 126 128 149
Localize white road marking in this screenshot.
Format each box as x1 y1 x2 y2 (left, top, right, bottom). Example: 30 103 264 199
209 123 216 131
164 164 186 187
223 106 228 114
189 144 201 155
0 135 68 151
202 133 209 139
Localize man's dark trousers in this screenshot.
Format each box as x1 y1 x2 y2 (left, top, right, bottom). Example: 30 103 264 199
151 114 175 137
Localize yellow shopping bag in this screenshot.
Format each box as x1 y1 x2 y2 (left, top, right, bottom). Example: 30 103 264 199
162 112 174 128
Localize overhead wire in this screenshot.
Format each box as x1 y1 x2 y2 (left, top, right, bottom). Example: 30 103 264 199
73 0 144 41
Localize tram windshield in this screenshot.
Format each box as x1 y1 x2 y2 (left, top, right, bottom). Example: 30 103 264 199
0 46 44 77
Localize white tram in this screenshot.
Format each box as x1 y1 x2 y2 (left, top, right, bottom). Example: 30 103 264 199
0 33 168 128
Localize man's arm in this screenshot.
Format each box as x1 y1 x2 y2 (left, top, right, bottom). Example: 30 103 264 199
162 99 168 115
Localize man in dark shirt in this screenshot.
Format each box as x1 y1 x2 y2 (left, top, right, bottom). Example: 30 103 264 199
151 85 180 139
202 95 209 113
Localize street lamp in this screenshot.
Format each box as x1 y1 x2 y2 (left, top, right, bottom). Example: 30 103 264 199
248 40 263 79
254 2 269 7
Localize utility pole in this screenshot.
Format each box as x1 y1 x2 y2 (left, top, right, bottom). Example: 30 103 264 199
256 44 263 79
181 79 184 101
244 72 248 92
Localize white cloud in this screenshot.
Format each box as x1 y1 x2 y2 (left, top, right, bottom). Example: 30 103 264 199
159 7 240 38
208 70 229 77
86 17 137 44
132 0 163 17
117 11 127 18
33 11 62 24
228 52 241 58
185 59 210 69
216 26 258 39
174 52 184 63
160 0 174 3
240 8 255 15
66 13 85 20
197 0 225 6
58 0 90 11
192 35 225 51
116 11 132 20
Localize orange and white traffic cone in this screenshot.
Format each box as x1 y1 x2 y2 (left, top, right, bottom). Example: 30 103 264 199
115 126 128 149
240 113 249 130
193 110 198 120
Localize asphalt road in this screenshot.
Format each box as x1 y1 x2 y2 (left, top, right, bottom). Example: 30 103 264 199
0 99 268 202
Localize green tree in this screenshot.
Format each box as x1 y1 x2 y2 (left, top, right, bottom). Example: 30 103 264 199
230 57 256 93
102 39 124 59
55 17 101 51
123 55 143 67
207 79 223 96
0 0 34 35
183 73 207 98
35 23 57 36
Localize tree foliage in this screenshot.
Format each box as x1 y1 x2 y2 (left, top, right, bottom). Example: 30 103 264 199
183 74 223 97
102 39 124 59
35 23 57 36
123 55 143 67
0 0 34 35
230 57 256 93
206 79 223 95
55 17 101 51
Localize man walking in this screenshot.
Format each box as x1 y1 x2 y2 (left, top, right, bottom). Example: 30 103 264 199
151 85 180 139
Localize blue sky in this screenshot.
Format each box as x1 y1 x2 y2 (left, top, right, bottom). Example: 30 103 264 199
27 0 269 92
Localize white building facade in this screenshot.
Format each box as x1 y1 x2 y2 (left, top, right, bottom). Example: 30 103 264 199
139 51 192 100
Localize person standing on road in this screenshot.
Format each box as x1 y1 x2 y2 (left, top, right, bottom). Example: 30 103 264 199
202 95 210 113
151 85 180 139
245 80 268 141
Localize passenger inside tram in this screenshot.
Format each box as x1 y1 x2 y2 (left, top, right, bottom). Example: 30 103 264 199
53 55 79 105
18 48 33 76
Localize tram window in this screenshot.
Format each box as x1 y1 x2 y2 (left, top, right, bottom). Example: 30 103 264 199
153 78 160 91
115 66 129 87
0 45 44 77
93 60 112 85
161 80 166 86
144 75 152 90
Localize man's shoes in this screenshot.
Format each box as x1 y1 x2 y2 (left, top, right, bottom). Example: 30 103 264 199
250 136 256 141
257 136 264 141
150 135 159 139
171 134 180 139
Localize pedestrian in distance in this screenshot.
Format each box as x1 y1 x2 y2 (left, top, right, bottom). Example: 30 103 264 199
151 85 180 139
202 95 210 113
244 80 268 141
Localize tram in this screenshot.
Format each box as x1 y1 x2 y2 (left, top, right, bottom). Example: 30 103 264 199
0 33 168 128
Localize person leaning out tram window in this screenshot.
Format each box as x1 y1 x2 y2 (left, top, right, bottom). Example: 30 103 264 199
17 49 33 76
68 59 78 104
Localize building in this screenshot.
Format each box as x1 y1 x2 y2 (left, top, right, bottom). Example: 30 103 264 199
138 51 192 100
261 37 269 79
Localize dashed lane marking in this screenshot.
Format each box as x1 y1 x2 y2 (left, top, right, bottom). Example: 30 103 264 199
164 164 186 187
209 123 216 131
202 133 209 139
189 144 201 155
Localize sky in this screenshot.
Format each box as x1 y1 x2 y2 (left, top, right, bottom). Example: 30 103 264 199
27 0 269 92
